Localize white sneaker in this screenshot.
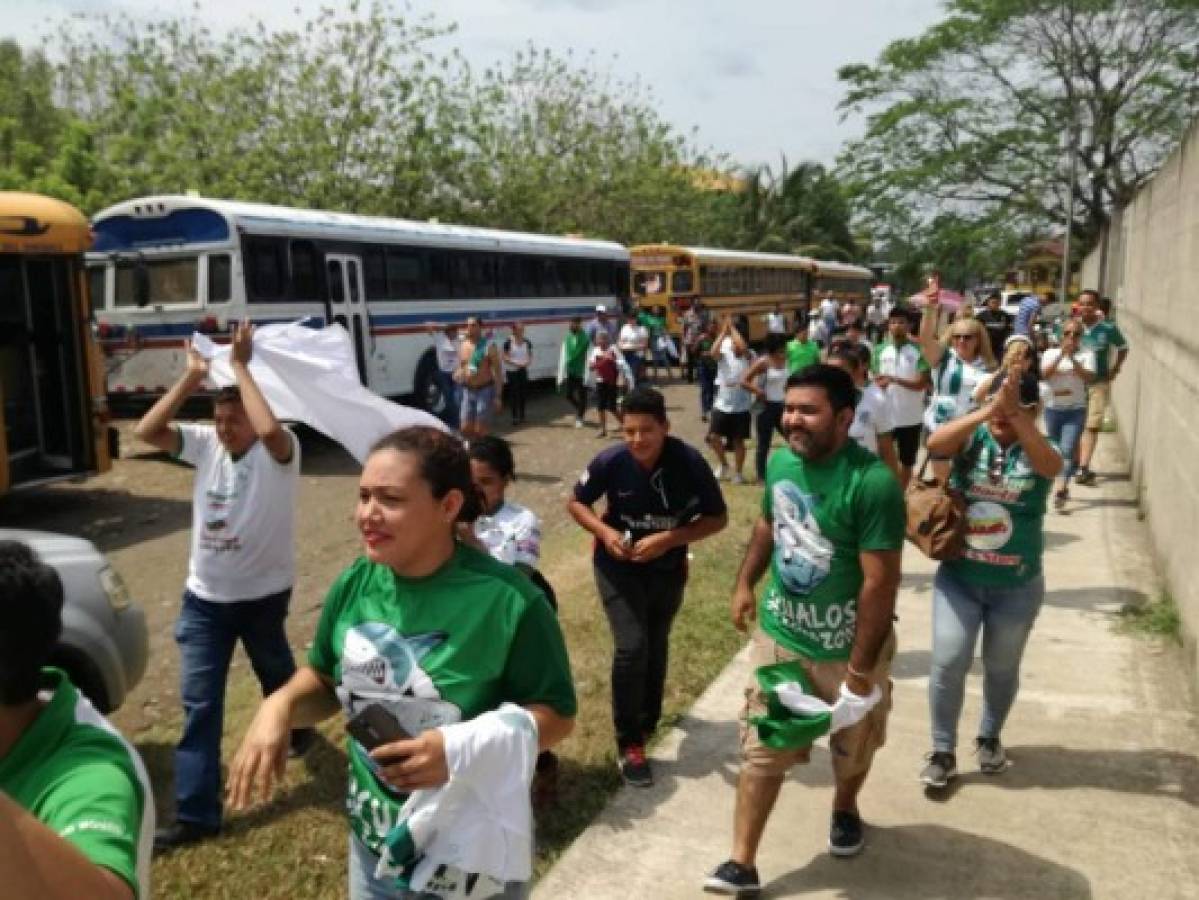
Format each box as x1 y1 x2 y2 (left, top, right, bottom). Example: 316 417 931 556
574 418 584 429
713 464 726 480
731 473 745 485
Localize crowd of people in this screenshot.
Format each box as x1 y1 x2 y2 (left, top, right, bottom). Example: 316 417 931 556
0 281 1131 899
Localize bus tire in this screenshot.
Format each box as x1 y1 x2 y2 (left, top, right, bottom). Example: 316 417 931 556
413 352 446 417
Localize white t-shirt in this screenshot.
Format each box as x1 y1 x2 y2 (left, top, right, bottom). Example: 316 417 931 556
714 344 753 413
850 383 895 456
473 500 541 568
872 340 929 428
1040 348 1089 410
618 323 648 353
177 423 299 602
434 333 460 374
820 298 838 322
503 338 531 373
866 304 886 326
762 363 789 403
924 350 990 432
766 312 787 334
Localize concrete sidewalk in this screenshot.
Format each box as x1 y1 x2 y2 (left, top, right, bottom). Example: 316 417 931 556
534 436 1199 899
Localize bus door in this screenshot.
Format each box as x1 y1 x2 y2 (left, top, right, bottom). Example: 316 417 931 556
325 254 369 384
0 255 86 486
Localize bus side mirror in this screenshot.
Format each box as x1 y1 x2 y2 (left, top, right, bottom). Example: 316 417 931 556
134 263 150 307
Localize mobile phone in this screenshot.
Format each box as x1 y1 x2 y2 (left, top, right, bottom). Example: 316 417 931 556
346 703 411 751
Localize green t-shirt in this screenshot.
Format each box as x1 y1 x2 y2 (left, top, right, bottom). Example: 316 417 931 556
785 338 822 374
943 424 1056 586
760 442 906 660
1079 319 1128 380
0 669 152 898
308 546 576 856
564 329 590 377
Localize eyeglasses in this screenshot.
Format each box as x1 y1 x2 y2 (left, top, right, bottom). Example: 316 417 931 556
988 446 1007 484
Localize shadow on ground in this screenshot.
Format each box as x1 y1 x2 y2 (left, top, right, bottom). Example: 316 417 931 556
767 823 1093 899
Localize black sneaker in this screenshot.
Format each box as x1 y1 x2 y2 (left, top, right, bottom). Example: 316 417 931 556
703 860 761 896
920 751 958 789
975 736 1008 774
618 743 653 787
829 810 864 857
1075 469 1097 486
288 726 317 759
153 821 219 854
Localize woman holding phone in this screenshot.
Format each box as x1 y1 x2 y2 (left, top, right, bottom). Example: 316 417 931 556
227 427 576 899
918 276 995 483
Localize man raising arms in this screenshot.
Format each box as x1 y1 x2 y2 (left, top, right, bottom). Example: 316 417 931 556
705 365 905 897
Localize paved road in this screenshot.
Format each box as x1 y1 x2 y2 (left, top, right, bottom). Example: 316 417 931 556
534 434 1199 899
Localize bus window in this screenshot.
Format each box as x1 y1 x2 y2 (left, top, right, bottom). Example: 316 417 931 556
208 254 231 304
386 248 424 299
87 264 106 310
633 270 666 295
471 253 496 298
245 238 287 300
520 256 541 296
540 258 562 297
427 251 451 297
327 259 344 302
671 270 694 293
290 240 321 300
115 257 198 307
364 247 386 299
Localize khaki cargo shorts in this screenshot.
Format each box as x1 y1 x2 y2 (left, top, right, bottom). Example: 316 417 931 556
739 627 896 780
1085 380 1111 430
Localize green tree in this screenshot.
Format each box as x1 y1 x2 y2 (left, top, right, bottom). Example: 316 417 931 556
733 157 858 259
838 0 1199 255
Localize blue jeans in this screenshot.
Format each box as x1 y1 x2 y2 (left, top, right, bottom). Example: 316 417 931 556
174 588 297 829
348 835 528 900
433 368 460 431
929 568 1044 753
1044 406 1086 481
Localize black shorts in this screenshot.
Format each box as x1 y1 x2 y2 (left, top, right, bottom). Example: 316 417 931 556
709 409 752 441
595 381 619 412
892 424 922 467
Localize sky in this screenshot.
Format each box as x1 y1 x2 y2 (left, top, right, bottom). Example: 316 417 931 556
4 0 947 169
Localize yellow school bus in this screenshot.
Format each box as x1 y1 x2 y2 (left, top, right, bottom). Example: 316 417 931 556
811 259 874 305
630 244 814 342
0 192 112 492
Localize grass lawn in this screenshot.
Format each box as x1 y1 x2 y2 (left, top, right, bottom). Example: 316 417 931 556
143 484 761 898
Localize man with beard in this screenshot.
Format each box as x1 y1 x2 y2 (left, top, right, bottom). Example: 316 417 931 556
705 365 905 897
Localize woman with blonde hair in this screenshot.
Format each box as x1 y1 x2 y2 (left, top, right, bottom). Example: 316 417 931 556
918 290 996 481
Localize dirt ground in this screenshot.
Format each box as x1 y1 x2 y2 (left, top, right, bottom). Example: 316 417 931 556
0 376 720 739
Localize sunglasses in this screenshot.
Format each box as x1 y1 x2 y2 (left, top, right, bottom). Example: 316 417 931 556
950 333 977 341
1063 330 1082 336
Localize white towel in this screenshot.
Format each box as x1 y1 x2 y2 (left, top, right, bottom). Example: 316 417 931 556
191 321 446 463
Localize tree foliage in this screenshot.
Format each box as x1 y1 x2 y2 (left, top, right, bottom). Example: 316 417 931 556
733 157 858 259
838 0 1199 258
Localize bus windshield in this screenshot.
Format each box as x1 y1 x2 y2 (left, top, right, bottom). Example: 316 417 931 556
114 257 198 308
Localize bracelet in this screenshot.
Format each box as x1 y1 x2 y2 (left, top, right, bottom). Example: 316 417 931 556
846 662 871 681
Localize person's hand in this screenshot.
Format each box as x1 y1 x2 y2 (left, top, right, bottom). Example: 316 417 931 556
227 694 292 810
991 370 1021 417
371 730 449 793
600 526 631 561
231 320 254 367
630 531 675 563
184 340 209 382
730 583 756 632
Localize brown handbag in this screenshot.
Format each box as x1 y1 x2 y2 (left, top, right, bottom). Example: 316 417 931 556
904 456 968 560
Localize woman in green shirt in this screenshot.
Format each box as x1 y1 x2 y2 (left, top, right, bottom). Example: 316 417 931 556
228 427 576 899
919 370 1062 791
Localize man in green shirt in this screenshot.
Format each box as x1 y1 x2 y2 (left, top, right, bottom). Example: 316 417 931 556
705 365 905 897
1074 289 1130 485
562 316 591 428
785 317 822 375
0 541 153 900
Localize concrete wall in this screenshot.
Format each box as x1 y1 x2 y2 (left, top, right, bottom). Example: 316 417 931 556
1079 118 1199 680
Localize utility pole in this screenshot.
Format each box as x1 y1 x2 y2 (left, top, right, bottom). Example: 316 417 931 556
1058 0 1077 305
